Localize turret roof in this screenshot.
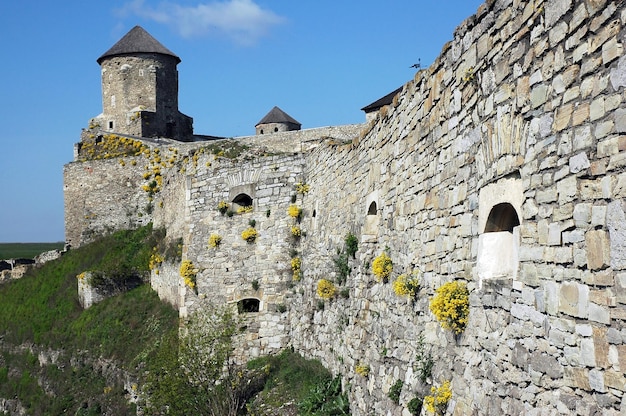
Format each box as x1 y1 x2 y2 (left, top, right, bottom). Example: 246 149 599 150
361 86 403 113
97 25 181 64
255 106 301 127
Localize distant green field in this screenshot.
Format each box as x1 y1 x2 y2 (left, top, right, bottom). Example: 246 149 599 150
0 243 65 260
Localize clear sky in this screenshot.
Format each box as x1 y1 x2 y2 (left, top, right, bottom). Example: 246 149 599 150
0 0 483 243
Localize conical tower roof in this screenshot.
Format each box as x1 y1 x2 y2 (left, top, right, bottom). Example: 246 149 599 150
255 106 301 127
97 25 180 64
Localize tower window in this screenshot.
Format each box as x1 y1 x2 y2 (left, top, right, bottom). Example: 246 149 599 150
367 201 377 216
274 127 279 132
108 121 114 129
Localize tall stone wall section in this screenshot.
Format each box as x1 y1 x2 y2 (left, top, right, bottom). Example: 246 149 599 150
63 157 153 247
282 0 626 414
181 151 306 360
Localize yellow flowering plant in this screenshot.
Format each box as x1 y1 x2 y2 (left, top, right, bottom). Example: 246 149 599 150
217 200 229 215
237 205 253 214
291 257 301 281
241 227 258 243
316 279 336 299
208 233 222 248
288 204 302 220
149 250 164 275
295 182 310 194
180 260 197 291
424 380 452 415
355 363 370 377
429 281 469 334
291 225 302 238
372 251 393 282
393 270 420 298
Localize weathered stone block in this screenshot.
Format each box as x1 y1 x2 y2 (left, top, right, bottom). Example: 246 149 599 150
564 367 590 390
557 175 578 204
586 229 610 270
570 152 590 173
560 281 589 318
604 370 626 391
530 351 563 379
607 200 626 269
573 203 592 226
589 368 606 392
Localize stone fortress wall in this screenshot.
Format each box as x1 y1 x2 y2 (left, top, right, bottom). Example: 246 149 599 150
63 0 626 413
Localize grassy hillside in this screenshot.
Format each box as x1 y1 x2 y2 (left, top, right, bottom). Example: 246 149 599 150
0 225 347 415
0 242 65 260
0 225 178 414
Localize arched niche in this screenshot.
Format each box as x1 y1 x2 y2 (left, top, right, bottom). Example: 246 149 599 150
237 298 260 313
363 190 380 239
484 203 520 232
367 201 377 216
232 193 253 208
476 176 523 287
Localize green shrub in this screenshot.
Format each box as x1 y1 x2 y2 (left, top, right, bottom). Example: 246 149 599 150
407 396 423 415
388 379 403 404
345 232 358 258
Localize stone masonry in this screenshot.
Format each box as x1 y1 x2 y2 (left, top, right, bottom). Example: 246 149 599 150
64 0 626 414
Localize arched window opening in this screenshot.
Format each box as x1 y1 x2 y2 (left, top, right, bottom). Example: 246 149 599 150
238 298 260 313
312 209 316 218
274 127 279 132
367 201 377 216
232 193 253 207
484 203 520 233
260 129 264 134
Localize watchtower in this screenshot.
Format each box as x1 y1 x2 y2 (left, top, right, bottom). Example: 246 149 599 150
95 26 193 141
255 106 301 135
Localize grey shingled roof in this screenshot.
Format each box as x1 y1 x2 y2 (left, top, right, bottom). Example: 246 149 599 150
97 25 181 64
255 106 301 127
361 87 403 113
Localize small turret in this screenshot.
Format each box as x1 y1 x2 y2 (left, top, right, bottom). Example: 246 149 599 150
93 25 193 141
255 106 301 135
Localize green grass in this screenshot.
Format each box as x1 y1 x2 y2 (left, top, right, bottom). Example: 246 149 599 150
0 242 65 260
0 225 178 414
247 349 350 415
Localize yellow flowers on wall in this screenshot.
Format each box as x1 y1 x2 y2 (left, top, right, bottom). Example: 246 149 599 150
424 380 452 415
291 225 302 238
355 363 370 377
217 200 229 215
316 279 336 299
462 66 475 83
372 251 393 282
393 270 420 298
429 281 469 334
291 257 301 281
78 134 148 161
236 205 253 214
295 182 310 195
241 227 258 243
149 250 164 275
208 233 222 248
288 204 302 220
180 260 197 290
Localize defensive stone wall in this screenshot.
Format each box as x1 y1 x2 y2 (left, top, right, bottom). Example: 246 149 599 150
63 0 626 413
283 0 626 414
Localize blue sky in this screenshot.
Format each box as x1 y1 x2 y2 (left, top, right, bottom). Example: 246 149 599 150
0 0 483 243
